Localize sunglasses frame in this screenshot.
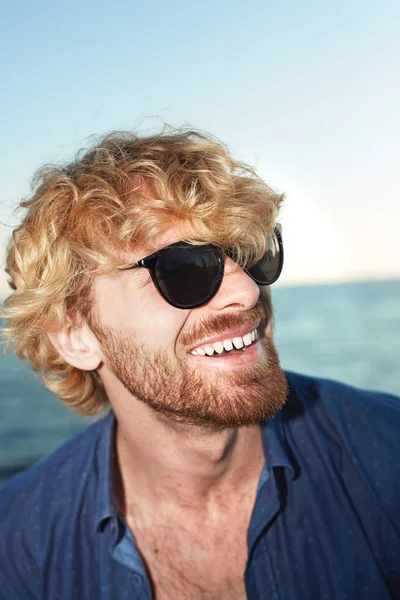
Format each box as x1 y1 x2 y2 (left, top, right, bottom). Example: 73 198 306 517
117 224 283 309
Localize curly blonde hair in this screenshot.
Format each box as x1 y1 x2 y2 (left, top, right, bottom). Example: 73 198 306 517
2 128 284 415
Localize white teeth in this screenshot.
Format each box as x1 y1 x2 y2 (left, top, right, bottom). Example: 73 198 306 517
223 339 233 351
243 333 252 346
213 341 224 354
232 336 244 349
191 328 258 356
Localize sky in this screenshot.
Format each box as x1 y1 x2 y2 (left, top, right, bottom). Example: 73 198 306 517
0 0 399 299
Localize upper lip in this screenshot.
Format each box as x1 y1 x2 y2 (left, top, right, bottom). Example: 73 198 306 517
189 321 260 351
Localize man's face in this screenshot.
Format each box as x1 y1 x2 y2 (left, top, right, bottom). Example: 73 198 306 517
90 233 287 428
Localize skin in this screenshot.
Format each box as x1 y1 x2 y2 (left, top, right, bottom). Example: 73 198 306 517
49 229 288 598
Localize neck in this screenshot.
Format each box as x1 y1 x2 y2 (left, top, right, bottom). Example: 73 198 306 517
113 403 264 516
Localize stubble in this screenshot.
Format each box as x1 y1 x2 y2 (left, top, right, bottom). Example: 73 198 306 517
90 300 288 429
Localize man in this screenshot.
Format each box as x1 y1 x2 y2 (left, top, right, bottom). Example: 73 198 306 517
0 129 399 600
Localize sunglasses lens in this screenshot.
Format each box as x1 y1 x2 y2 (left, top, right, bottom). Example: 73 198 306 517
155 246 222 308
247 230 283 285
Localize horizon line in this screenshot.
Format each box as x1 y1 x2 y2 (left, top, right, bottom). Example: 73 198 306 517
0 276 399 305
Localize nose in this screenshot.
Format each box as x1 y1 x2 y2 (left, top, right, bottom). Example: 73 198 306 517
207 256 260 311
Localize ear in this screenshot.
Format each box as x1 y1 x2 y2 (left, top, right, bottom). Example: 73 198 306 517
48 318 103 371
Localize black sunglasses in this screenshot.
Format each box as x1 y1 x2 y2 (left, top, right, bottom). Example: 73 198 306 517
117 225 283 309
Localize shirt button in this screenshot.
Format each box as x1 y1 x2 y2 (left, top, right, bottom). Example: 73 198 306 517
131 573 143 587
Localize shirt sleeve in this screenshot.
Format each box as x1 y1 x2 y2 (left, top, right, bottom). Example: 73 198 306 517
0 536 41 599
341 387 400 533
0 482 42 600
287 373 400 593
317 380 400 592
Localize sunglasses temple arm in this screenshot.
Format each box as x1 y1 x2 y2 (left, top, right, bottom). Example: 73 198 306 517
117 262 140 271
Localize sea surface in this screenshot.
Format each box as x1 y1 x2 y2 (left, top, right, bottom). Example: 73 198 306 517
1 279 399 484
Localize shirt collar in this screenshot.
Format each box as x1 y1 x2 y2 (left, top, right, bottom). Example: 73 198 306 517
94 411 119 531
260 410 295 476
260 371 298 477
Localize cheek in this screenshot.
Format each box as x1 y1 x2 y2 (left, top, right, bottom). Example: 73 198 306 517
142 310 188 352
259 287 275 334
114 297 189 353
93 275 189 351
260 287 273 315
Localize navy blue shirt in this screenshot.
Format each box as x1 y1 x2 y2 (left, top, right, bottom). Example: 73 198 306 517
1 371 399 599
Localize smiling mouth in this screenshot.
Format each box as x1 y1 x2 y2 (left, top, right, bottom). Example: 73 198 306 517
190 328 259 357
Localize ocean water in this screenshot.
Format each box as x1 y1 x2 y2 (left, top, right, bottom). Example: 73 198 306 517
0 279 399 483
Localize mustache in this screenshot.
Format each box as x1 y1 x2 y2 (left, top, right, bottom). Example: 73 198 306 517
180 301 270 348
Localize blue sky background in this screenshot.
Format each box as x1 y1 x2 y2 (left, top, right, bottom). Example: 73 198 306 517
1 0 399 298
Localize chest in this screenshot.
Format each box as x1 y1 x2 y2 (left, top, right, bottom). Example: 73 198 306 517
127 513 249 600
